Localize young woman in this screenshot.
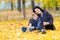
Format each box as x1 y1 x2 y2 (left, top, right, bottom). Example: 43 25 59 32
33 6 56 30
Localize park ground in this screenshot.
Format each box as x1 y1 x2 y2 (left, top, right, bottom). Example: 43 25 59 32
0 10 60 40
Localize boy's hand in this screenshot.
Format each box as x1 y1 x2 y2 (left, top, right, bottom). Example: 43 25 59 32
26 29 29 32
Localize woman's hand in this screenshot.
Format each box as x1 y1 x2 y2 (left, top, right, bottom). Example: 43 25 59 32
43 22 49 26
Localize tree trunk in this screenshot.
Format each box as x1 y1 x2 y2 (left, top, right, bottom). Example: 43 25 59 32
18 0 21 12
48 2 50 10
55 2 59 10
11 0 13 10
22 0 26 19
31 0 35 9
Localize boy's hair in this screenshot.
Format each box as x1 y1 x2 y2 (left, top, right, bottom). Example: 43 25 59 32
32 13 38 16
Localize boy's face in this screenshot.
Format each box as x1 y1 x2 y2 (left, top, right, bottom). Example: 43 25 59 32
33 14 38 20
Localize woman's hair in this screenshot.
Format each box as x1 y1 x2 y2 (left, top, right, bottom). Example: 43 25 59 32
33 6 44 13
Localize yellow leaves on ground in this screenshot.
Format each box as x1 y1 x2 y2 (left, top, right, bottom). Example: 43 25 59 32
0 17 60 40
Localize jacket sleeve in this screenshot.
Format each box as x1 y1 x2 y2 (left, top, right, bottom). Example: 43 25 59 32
47 12 54 25
28 19 33 25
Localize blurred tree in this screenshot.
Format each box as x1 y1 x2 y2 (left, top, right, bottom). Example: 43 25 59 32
18 0 21 12
5 0 8 3
47 1 50 10
55 0 59 10
22 0 26 19
42 0 46 9
35 0 40 6
11 0 13 10
31 0 35 9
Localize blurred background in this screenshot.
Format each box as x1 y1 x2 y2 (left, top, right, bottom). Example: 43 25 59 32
0 0 60 40
0 0 60 20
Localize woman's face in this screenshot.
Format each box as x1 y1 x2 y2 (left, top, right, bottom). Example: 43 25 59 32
35 8 42 14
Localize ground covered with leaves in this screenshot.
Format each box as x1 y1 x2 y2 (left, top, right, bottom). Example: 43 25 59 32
0 17 60 40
